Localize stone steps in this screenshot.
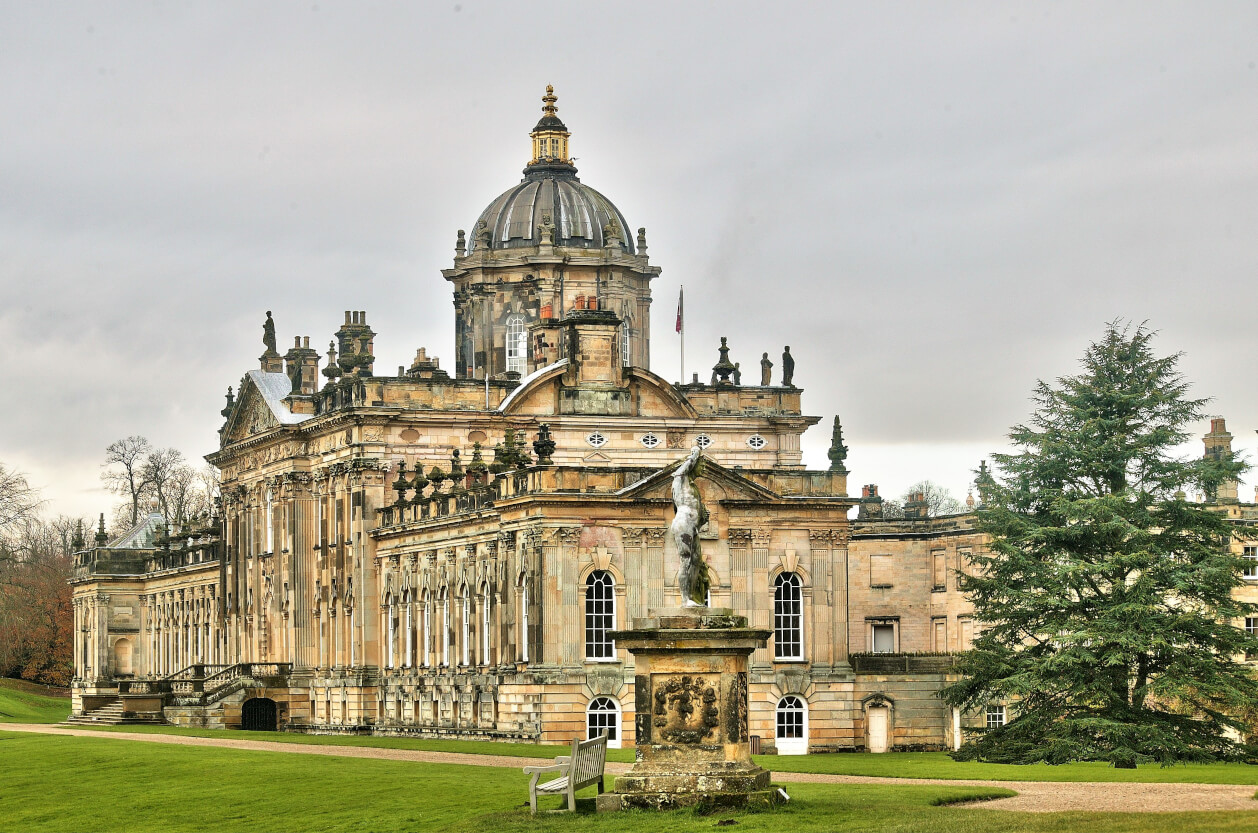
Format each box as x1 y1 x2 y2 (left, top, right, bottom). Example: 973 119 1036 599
65 698 164 726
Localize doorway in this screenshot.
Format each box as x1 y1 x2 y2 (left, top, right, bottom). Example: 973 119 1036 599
242 697 278 731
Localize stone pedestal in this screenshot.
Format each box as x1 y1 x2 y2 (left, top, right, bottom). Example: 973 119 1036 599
597 608 777 811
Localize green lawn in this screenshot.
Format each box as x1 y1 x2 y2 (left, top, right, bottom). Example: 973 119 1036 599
71 724 1258 784
0 678 70 723
7 730 1258 833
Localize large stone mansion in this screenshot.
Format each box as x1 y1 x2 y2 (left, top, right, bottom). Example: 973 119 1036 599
77 87 1245 754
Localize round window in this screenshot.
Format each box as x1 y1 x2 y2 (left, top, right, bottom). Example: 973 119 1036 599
586 431 608 448
747 434 767 450
640 433 661 449
694 434 713 449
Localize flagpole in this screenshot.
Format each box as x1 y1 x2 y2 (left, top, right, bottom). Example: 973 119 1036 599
678 285 685 384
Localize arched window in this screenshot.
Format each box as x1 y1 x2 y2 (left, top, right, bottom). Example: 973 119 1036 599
460 584 471 667
385 592 396 669
774 572 803 660
441 589 450 667
776 695 808 755
587 696 622 748
585 570 616 660
420 590 430 667
480 582 491 665
519 574 530 663
505 315 527 375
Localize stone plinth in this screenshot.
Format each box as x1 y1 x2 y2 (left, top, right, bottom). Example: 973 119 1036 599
597 608 776 811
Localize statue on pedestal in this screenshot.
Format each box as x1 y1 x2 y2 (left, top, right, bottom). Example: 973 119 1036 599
670 447 710 607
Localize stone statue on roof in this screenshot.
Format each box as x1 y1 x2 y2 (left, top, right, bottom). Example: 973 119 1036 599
263 311 277 355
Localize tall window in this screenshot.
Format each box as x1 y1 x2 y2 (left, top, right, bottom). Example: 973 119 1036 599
986 704 1006 728
441 591 450 666
620 322 630 366
519 576 530 662
421 592 430 667
481 584 491 665
1244 546 1258 579
385 593 395 669
775 695 808 755
585 571 616 660
587 697 621 748
774 572 803 660
505 315 527 375
460 585 470 666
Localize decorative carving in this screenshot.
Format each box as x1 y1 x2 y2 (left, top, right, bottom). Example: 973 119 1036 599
653 674 720 745
751 530 771 547
666 430 685 450
727 528 752 545
827 416 849 472
727 672 749 743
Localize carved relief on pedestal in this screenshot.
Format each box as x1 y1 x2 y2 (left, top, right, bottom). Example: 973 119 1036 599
652 673 720 745
727 671 750 743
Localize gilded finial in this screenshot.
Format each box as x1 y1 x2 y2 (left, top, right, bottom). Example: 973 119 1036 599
542 84 557 117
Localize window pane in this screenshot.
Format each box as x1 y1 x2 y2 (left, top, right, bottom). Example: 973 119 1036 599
585 571 615 660
873 624 895 653
774 573 802 660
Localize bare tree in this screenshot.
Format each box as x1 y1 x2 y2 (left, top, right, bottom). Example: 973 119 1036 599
900 480 965 517
0 514 77 685
142 447 185 520
101 436 152 526
0 463 44 565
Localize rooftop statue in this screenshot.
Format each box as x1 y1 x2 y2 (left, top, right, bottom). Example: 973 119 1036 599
262 311 277 355
671 447 711 607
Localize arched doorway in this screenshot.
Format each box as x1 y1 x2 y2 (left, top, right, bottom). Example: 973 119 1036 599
587 696 622 749
775 695 808 755
241 697 278 731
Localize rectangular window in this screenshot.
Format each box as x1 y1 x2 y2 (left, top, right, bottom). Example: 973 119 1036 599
932 549 946 591
872 624 895 653
481 596 490 665
1244 547 1258 579
870 554 892 589
932 618 947 652
1246 617 1258 660
986 705 1006 729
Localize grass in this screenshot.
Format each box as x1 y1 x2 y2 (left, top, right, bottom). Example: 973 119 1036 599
0 678 70 724
70 724 1258 784
12 729 1258 833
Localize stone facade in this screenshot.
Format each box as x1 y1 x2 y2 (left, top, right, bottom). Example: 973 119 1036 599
91 87 1255 753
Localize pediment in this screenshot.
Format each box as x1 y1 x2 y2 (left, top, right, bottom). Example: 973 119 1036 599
617 454 780 502
582 451 612 465
222 379 278 444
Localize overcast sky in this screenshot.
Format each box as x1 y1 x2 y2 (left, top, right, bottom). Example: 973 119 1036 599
3 2 1257 522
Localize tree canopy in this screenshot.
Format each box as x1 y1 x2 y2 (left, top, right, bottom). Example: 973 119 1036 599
942 322 1257 766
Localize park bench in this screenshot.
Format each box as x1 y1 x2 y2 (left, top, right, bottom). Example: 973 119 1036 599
522 734 608 813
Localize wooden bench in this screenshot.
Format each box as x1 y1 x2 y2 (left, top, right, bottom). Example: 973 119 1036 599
522 734 608 813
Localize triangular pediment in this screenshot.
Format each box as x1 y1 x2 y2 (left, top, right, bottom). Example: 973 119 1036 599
222 377 279 445
617 454 780 502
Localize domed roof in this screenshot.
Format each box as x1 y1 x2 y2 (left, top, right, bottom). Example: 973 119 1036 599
468 86 634 255
469 169 634 254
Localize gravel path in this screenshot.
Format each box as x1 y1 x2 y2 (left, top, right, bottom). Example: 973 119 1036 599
5 724 1256 813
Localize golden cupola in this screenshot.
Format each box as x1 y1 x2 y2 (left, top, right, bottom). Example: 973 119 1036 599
529 85 572 167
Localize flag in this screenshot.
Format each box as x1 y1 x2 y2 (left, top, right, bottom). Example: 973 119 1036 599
676 287 683 333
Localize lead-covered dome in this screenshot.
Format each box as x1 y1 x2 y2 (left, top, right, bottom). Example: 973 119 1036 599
467 85 634 255
469 170 634 254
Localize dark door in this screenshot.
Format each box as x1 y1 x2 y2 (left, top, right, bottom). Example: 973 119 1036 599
241 697 278 731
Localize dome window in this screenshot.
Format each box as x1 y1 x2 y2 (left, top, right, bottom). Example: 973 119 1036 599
505 315 528 375
747 434 767 450
586 431 608 449
694 434 713 450
640 433 661 449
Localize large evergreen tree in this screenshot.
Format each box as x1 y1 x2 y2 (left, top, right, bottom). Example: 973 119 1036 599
942 322 1257 766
